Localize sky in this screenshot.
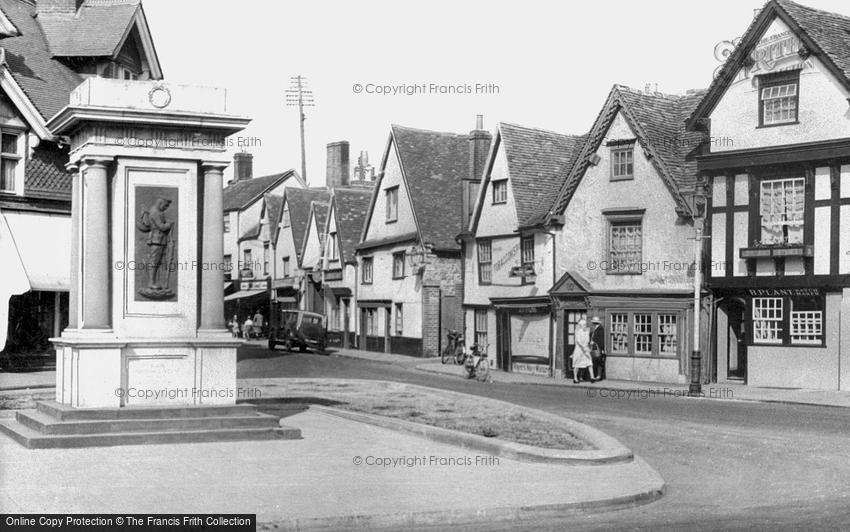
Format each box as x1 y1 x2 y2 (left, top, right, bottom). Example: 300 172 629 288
142 0 850 187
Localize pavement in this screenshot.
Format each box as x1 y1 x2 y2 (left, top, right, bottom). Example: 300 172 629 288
0 399 663 529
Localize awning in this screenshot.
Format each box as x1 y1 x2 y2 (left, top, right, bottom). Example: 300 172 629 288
224 289 266 302
490 296 551 312
358 299 391 308
3 211 70 291
276 296 297 304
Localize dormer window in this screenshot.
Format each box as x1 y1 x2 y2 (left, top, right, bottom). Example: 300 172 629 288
758 70 799 127
0 131 22 194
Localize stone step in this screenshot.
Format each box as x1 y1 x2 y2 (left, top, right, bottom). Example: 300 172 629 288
0 419 301 449
37 401 258 421
16 409 281 435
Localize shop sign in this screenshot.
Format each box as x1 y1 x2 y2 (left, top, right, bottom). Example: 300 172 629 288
747 288 820 297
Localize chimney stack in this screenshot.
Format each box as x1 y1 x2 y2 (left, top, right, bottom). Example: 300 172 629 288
37 0 82 14
326 141 350 189
233 152 253 182
465 115 492 227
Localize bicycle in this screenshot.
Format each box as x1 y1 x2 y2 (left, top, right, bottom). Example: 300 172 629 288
441 329 466 365
464 343 490 382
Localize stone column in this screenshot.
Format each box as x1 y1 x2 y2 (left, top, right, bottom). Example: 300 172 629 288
200 162 228 330
80 157 113 330
66 162 80 329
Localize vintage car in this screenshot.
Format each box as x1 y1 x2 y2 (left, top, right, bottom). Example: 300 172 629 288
268 309 327 353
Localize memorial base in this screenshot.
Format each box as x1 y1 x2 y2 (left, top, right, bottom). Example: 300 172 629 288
0 400 301 449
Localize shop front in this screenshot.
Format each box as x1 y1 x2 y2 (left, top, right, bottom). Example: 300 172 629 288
324 285 354 348
491 296 552 376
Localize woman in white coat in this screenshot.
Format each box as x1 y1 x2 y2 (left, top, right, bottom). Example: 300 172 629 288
571 318 597 383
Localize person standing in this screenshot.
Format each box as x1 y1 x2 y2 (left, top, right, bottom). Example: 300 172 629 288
243 316 254 340
590 316 606 381
253 310 264 338
571 318 597 383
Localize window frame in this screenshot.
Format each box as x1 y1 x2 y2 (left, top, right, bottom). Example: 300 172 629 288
328 232 339 262
385 186 399 223
223 216 230 233
758 176 805 246
607 218 644 275
492 179 508 204
282 256 290 278
520 235 535 285
474 309 488 348
477 239 492 285
607 310 681 358
395 303 403 336
263 242 270 276
0 129 22 194
392 251 406 279
757 69 800 128
361 257 374 284
750 294 825 347
610 147 634 181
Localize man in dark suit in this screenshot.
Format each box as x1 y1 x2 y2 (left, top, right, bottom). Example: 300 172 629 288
590 316 606 381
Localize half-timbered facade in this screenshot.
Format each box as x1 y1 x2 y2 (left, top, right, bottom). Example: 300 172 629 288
690 0 850 390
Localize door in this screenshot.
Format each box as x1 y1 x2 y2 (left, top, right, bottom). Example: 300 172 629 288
726 299 747 381
439 293 458 354
342 298 350 348
359 308 368 351
563 310 587 374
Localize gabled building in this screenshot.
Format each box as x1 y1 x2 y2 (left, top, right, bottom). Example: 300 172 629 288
270 187 329 310
0 0 162 356
356 121 490 356
541 84 707 383
462 123 585 375
320 187 372 348
300 199 329 314
689 0 850 390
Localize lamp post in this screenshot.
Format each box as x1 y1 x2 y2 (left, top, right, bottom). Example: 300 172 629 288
689 177 709 397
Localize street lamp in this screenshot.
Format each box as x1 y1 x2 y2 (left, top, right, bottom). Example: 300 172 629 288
689 177 709 397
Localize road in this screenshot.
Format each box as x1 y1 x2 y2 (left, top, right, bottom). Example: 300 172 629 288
238 346 850 531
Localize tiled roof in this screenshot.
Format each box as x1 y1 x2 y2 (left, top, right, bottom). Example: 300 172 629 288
238 222 260 243
332 188 371 264
223 171 296 212
283 187 329 263
550 85 706 221
0 0 84 121
23 142 74 201
38 1 140 57
391 125 471 251
498 123 586 227
688 0 850 128
264 194 284 242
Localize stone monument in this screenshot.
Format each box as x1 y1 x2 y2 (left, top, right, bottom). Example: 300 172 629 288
0 79 298 446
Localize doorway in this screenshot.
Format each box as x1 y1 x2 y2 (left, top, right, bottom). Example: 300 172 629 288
725 299 747 381
563 309 587 375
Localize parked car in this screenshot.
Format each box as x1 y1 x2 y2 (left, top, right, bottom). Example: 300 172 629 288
268 309 327 353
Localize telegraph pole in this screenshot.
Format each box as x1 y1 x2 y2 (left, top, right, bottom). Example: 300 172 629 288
286 75 314 183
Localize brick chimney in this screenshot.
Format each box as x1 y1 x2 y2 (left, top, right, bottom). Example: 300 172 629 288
233 152 253 182
326 141 350 189
465 115 492 227
37 0 83 14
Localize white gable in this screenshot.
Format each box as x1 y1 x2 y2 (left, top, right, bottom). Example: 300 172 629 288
302 209 323 269
363 141 417 243
710 16 850 152
476 140 518 237
274 197 299 271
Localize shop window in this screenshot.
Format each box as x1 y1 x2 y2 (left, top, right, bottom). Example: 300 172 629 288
395 303 403 335
608 311 681 357
492 180 507 204
609 221 642 273
611 148 634 180
610 313 629 354
361 257 373 284
330 301 341 331
392 252 405 279
752 297 783 344
477 240 492 284
752 294 824 346
474 310 488 348
759 71 799 126
633 314 653 354
759 178 804 246
658 314 678 354
385 186 398 222
790 298 822 345
366 308 377 335
0 131 21 193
